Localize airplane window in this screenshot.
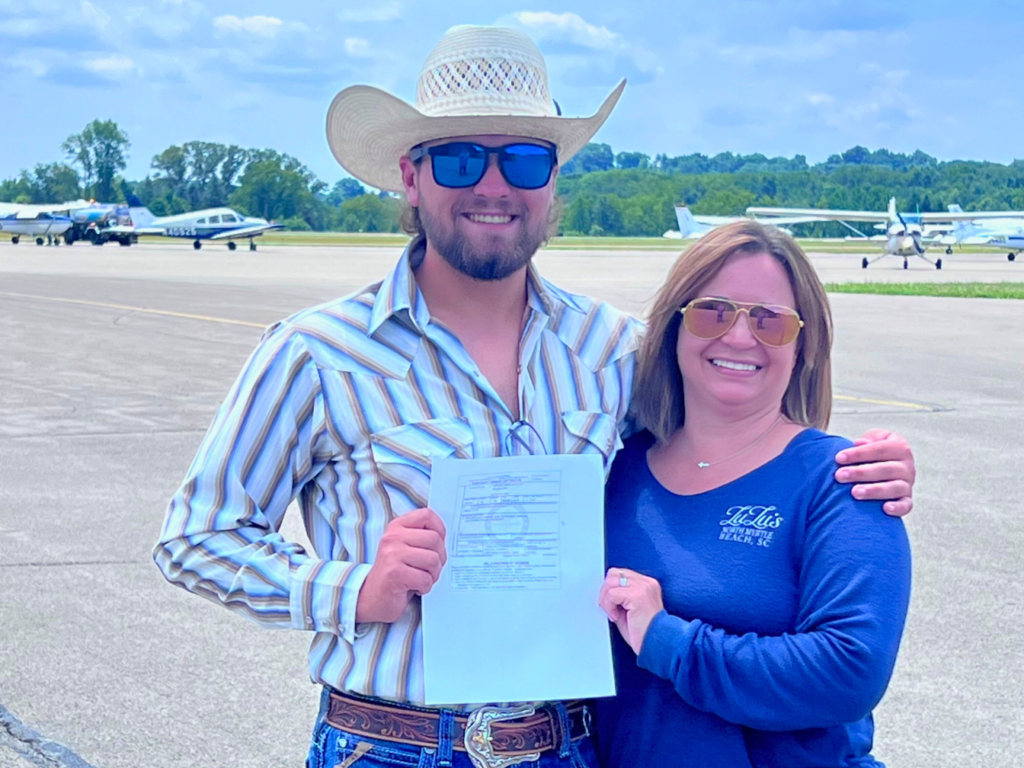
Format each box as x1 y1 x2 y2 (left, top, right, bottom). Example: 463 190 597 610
221 214 237 223
197 218 206 224
208 215 221 224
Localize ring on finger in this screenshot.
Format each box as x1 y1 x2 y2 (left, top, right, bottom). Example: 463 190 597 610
618 572 628 587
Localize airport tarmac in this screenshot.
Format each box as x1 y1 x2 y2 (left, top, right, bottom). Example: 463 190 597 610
1 241 1022 768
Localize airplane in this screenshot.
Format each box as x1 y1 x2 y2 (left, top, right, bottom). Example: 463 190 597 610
0 209 73 245
747 197 1024 270
935 204 1024 260
0 199 129 245
117 195 284 251
664 206 820 239
988 234 1024 262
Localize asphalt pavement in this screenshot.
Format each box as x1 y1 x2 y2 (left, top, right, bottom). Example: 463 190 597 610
0 241 1021 767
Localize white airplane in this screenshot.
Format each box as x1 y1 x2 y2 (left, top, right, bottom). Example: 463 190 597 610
989 234 1024 261
935 204 1024 260
0 209 73 245
118 194 284 250
748 197 1024 270
663 206 819 239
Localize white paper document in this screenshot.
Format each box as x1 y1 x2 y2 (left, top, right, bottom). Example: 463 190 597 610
422 452 615 705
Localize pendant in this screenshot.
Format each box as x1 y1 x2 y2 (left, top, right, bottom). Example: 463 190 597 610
697 461 710 468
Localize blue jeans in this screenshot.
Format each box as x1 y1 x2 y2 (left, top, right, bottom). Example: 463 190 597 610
306 688 599 768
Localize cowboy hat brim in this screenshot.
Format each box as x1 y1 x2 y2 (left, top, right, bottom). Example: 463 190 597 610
326 79 626 193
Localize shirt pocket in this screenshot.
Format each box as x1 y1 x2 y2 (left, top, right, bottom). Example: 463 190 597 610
369 417 474 511
560 410 622 471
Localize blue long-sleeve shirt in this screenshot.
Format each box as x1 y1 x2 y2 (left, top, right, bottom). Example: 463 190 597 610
596 429 911 768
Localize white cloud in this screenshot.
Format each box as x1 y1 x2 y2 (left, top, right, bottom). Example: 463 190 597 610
511 11 620 50
338 2 402 23
503 10 661 78
344 37 370 57
83 54 135 76
214 15 283 37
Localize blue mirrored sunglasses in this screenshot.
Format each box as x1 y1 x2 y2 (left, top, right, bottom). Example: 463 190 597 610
409 142 556 190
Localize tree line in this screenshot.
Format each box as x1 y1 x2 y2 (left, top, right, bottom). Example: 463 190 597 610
3 120 1024 237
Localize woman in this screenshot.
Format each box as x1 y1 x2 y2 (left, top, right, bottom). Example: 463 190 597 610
596 221 911 767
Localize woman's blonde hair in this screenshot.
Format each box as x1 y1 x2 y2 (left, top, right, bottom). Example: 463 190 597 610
633 220 833 443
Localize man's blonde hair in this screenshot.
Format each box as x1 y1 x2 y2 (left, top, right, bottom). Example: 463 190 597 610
633 220 834 444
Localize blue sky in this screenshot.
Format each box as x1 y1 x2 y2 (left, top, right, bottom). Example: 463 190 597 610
3 0 1023 186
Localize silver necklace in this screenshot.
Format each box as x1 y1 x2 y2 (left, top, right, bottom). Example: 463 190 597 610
691 415 784 469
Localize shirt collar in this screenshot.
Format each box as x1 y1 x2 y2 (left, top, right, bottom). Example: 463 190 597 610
367 237 586 337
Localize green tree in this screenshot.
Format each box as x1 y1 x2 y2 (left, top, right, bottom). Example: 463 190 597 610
562 143 614 175
230 159 317 223
62 119 130 202
615 151 650 169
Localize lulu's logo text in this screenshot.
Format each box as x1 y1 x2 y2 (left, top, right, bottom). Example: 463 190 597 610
719 505 784 530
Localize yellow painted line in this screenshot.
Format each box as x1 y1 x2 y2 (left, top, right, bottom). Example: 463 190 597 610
834 394 933 411
0 292 266 329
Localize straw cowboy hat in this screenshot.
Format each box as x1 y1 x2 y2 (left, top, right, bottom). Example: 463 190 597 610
326 25 626 193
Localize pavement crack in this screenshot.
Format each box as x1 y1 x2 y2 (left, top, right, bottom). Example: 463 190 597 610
0 703 100 768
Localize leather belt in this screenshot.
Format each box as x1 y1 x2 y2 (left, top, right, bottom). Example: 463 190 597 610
325 690 590 763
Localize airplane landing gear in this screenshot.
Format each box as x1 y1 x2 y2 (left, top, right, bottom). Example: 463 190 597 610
1009 253 1016 262
946 246 953 255
36 237 44 246
249 240 257 251
227 241 237 251
11 236 19 244
861 257 868 269
193 240 202 250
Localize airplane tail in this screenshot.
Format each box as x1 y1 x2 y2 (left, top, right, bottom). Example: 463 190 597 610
126 194 156 228
948 204 969 238
887 197 897 221
675 206 700 237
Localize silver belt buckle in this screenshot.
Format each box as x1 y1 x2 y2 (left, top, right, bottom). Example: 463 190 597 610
464 704 540 768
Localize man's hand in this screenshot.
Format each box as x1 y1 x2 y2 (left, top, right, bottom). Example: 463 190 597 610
835 429 916 517
355 508 447 624
598 568 665 656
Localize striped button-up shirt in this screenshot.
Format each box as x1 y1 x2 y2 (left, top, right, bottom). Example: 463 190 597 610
154 239 642 704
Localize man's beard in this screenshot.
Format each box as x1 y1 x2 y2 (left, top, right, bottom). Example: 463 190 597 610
419 200 548 281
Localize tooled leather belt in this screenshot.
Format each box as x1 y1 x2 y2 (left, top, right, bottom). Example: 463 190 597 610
325 689 591 757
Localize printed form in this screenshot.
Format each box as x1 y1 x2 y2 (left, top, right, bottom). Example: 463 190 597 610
422 453 615 705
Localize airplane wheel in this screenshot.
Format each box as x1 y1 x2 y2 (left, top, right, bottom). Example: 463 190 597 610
936 259 942 270
903 259 908 270
945 247 952 255
1009 253 1016 262
36 237 44 246
11 236 18 244
249 241 257 251
227 241 237 251
193 240 202 250
861 257 868 269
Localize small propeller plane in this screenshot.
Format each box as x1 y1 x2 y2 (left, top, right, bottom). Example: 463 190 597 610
116 195 284 250
935 204 1024 260
748 198 1024 269
0 209 73 245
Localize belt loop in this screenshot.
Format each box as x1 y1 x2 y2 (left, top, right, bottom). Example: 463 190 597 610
553 702 572 759
437 708 456 768
317 686 331 724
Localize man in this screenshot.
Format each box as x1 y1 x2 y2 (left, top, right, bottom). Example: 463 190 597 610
154 25 916 768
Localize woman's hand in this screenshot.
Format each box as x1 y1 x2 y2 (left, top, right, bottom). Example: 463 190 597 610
599 568 665 656
836 429 916 517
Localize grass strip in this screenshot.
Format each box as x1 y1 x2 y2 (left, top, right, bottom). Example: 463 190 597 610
825 282 1024 299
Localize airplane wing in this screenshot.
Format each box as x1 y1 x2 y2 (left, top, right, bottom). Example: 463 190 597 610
919 210 1024 222
106 225 167 236
208 223 284 240
747 206 890 222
